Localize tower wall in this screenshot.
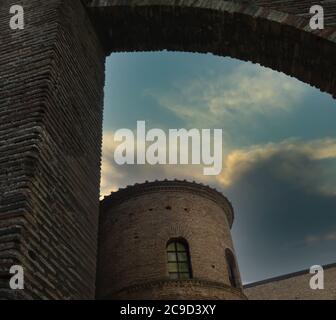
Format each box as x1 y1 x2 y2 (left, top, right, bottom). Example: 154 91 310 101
97 181 246 300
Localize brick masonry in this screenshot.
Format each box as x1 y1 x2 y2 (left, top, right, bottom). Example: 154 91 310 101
97 180 246 300
0 0 336 299
0 0 105 299
87 0 336 97
244 263 336 300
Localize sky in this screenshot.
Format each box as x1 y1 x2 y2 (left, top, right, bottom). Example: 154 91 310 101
101 52 336 284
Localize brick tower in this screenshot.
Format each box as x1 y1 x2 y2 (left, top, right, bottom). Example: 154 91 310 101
96 180 246 300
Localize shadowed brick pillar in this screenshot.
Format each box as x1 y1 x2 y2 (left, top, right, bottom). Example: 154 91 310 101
0 0 105 299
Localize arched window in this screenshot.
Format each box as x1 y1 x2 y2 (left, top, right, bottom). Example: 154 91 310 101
166 239 192 279
225 249 240 288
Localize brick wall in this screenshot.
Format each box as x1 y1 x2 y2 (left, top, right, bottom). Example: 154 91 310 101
0 0 105 299
254 0 336 27
87 0 336 98
244 264 336 300
96 181 246 300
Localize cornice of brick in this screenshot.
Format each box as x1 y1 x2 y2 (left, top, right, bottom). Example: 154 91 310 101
100 180 235 226
105 278 247 299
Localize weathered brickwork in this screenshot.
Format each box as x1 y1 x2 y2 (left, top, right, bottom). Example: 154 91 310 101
1 0 336 299
113 279 246 300
97 180 246 300
254 0 336 26
244 264 336 300
87 0 336 98
0 0 105 299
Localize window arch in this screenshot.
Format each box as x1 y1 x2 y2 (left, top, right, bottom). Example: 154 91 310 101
225 249 240 288
166 239 192 279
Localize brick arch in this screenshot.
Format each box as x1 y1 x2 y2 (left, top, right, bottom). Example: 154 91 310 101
87 0 336 97
156 224 194 252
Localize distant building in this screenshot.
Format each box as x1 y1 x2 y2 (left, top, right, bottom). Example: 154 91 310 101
96 180 336 300
244 263 336 300
96 180 246 299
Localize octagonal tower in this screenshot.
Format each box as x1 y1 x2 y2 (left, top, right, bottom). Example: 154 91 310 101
96 180 246 300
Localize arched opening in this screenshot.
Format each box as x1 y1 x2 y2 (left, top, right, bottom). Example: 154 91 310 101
101 48 336 283
91 2 336 288
225 248 240 288
166 238 193 280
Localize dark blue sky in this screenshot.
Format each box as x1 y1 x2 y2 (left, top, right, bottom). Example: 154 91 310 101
102 52 336 284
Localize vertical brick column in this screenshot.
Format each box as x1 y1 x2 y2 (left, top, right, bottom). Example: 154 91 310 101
0 0 105 299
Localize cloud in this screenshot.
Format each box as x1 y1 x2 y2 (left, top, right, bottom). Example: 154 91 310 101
100 132 124 195
218 138 336 196
221 139 336 282
101 131 336 198
145 63 306 128
305 231 336 245
100 131 211 197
